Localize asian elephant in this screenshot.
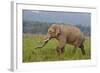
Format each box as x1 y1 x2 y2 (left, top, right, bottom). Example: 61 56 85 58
36 24 85 55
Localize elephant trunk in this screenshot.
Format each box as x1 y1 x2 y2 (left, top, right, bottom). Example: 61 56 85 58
35 34 51 49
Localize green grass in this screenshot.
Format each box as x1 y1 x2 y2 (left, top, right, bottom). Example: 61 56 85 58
23 34 91 62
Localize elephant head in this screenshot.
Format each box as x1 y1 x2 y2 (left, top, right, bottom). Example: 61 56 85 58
45 24 61 39
35 24 61 48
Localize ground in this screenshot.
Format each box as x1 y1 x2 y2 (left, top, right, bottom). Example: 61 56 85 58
23 34 91 62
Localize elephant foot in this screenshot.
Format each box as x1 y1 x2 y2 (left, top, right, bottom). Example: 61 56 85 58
56 46 65 55
79 44 86 55
56 48 60 55
61 47 65 54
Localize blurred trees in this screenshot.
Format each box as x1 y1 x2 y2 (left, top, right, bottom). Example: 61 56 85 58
23 21 91 36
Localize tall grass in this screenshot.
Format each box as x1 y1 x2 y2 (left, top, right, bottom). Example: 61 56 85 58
23 34 91 62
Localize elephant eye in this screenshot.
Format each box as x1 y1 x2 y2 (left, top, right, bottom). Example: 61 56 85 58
49 30 55 33
48 31 52 34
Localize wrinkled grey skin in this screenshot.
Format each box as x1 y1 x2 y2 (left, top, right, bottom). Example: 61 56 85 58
35 24 85 55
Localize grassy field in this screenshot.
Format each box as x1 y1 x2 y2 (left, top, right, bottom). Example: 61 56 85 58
23 34 91 62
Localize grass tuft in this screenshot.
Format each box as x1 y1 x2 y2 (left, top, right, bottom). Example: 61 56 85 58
23 34 91 62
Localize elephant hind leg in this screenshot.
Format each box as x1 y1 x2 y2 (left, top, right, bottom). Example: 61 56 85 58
79 44 86 55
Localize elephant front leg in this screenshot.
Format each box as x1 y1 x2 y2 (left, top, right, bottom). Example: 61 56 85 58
56 47 61 55
56 41 66 55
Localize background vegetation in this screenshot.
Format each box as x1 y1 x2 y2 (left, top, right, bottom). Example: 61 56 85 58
23 21 91 62
23 21 91 36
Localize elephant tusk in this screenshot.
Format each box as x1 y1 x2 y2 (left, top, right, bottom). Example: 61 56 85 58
44 38 50 42
35 38 50 49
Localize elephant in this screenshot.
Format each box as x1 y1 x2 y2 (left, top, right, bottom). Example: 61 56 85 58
35 24 86 55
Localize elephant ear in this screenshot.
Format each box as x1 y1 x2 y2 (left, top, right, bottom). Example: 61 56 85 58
55 25 61 36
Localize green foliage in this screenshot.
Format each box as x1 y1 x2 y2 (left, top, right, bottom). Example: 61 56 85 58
23 34 91 62
23 21 91 36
